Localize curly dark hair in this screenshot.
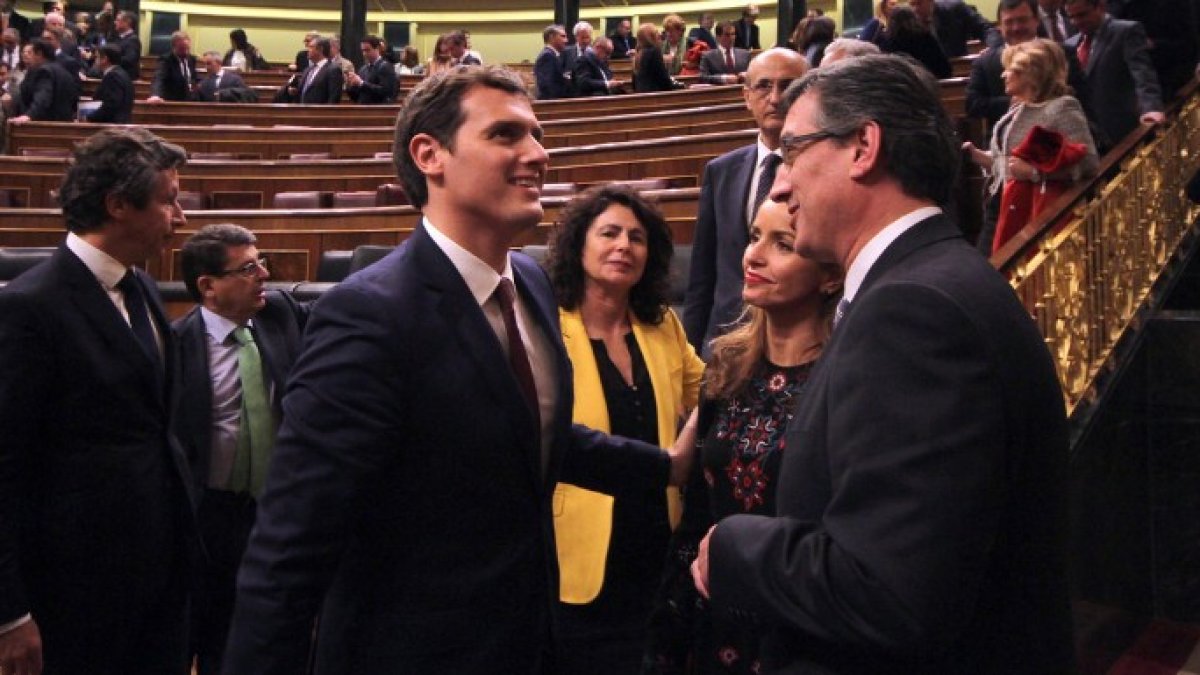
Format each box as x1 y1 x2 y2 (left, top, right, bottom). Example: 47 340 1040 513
545 184 674 325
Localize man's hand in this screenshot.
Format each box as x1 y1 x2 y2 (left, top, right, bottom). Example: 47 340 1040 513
691 525 716 599
9 115 29 124
667 408 699 486
0 619 43 675
1140 111 1166 125
145 95 164 104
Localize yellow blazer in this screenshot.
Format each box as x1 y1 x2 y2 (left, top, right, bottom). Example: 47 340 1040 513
554 307 705 604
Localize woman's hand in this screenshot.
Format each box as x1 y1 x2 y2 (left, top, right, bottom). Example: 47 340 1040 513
961 141 991 169
1008 156 1039 181
667 408 699 487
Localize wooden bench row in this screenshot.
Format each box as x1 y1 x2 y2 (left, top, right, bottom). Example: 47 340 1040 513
0 187 702 282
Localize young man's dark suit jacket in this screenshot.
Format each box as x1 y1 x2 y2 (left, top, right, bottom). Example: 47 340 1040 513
222 223 669 675
535 45 569 99
17 60 78 121
349 56 398 104
0 246 197 673
573 50 614 96
89 65 134 123
1065 15 1164 149
151 52 200 101
734 18 760 50
682 143 757 353
609 31 635 58
114 30 141 81
699 46 751 83
297 59 343 104
194 69 245 102
3 10 31 41
688 25 717 48
560 44 587 95
932 0 1002 57
709 214 1075 673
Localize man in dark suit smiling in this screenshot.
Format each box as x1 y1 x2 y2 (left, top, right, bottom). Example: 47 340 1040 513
223 66 688 675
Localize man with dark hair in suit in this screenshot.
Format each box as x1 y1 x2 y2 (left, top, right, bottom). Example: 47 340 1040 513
290 29 318 72
445 30 480 66
909 0 1003 56
573 36 624 95
688 12 717 48
700 20 751 84
147 30 199 103
609 18 635 59
1064 0 1164 147
195 50 244 102
10 36 76 122
1037 0 1077 40
0 126 195 675
174 223 308 675
347 34 397 104
735 4 761 50
87 43 133 122
287 36 342 104
39 25 79 76
112 9 139 80
683 48 809 354
0 0 31 43
222 65 688 675
691 53 1075 673
535 23 570 100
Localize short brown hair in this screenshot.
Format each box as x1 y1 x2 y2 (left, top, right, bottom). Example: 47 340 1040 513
392 66 529 209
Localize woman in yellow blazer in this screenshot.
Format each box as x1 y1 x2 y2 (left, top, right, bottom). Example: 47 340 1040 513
545 184 705 675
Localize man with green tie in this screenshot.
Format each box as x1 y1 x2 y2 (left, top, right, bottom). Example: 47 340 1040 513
173 223 308 675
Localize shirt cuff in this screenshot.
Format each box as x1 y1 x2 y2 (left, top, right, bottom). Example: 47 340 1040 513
0 613 31 635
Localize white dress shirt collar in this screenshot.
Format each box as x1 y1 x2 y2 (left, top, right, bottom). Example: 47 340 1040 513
843 206 942 302
200 305 250 344
422 217 514 308
66 231 127 290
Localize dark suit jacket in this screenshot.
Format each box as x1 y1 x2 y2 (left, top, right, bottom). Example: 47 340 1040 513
114 30 141 81
349 57 398 104
609 32 636 58
573 50 614 96
682 144 757 353
535 46 569 99
560 44 587 95
932 0 1002 57
17 61 78 121
173 292 309 493
1066 15 1164 148
688 26 717 48
1108 0 1198 96
709 215 1075 674
54 43 82 77
881 31 952 79
221 223 669 675
293 49 309 72
298 60 343 104
634 44 676 93
194 69 245 102
2 10 31 41
0 246 196 670
89 65 134 123
734 18 760 50
699 46 751 83
151 52 199 101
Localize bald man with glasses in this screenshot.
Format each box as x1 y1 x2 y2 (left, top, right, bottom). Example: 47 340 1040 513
682 48 809 355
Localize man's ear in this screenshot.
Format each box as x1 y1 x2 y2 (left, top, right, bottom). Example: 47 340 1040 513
104 191 129 223
848 120 884 181
409 133 445 181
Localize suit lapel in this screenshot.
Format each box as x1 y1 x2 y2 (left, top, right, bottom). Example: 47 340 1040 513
732 145 758 239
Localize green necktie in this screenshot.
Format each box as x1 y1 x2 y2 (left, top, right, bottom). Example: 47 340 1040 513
231 326 274 497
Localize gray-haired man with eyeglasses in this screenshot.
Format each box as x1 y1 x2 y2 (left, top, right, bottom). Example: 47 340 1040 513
682 47 810 356
173 223 309 675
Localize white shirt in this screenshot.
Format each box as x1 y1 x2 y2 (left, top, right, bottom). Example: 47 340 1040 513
745 137 783 227
423 218 558 473
842 206 943 303
65 232 163 355
200 307 247 489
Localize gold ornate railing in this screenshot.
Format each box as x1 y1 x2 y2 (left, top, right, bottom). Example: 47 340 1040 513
994 80 1200 415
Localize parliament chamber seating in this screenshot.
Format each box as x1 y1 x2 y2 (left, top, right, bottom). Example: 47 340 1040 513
0 247 56 281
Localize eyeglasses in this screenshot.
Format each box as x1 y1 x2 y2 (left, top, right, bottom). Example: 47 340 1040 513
747 77 795 97
779 129 847 166
212 257 269 278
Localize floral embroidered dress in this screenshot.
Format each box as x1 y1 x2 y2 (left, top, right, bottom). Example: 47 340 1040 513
644 361 814 674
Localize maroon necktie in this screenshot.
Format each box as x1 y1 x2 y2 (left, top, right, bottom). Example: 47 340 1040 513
1077 33 1091 68
495 279 540 426
725 48 734 72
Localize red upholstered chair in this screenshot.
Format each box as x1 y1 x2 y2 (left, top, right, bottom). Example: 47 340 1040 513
331 191 377 208
177 191 209 210
272 191 329 209
374 183 409 206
